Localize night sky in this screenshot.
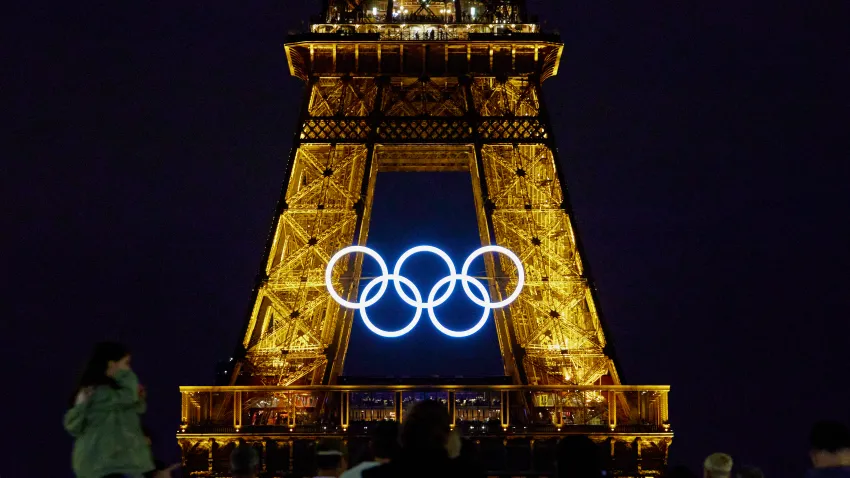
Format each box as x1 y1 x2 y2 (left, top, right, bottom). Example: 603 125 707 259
5 1 849 477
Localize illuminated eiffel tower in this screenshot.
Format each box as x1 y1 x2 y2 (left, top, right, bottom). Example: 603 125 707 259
232 5 621 390
178 2 672 475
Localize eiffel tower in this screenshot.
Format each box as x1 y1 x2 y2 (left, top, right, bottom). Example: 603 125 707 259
179 1 672 475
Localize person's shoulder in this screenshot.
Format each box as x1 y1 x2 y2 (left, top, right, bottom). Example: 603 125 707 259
341 461 379 478
361 462 395 478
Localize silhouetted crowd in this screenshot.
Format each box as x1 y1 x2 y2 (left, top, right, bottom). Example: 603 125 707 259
65 342 850 477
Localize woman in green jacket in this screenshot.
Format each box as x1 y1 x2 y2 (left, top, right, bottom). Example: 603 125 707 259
64 342 155 478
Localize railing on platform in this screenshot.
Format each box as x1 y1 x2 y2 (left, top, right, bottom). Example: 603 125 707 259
300 22 557 43
178 384 671 436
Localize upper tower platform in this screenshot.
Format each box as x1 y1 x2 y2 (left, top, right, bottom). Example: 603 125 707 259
285 0 562 80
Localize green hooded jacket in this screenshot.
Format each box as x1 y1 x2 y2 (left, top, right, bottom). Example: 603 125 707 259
63 369 155 478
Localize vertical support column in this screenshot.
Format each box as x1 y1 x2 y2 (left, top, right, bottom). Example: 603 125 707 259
377 45 382 73
231 73 316 385
208 392 213 423
511 45 516 72
261 441 268 473
635 438 643 474
422 43 427 73
660 391 670 429
288 393 297 429
553 391 563 428
448 391 456 429
179 441 188 468
288 439 295 474
234 391 242 431
532 67 625 385
333 44 338 73
462 77 527 387
340 391 350 430
488 44 493 72
181 392 189 430
400 44 404 71
207 438 215 473
608 391 617 431
324 78 386 384
355 44 360 73
395 391 403 423
500 391 510 429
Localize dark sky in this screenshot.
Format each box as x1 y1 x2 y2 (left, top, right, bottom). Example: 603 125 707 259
5 1 849 477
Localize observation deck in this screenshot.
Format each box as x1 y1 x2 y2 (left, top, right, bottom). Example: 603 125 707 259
284 1 562 80
177 384 672 476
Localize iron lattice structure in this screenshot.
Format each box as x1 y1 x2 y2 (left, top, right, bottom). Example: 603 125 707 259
231 0 623 389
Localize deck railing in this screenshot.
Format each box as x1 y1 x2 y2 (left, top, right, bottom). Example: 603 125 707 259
179 384 671 436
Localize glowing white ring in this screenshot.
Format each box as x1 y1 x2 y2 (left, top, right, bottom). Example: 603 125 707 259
324 245 524 338
461 245 524 309
392 245 457 308
325 246 389 309
360 274 422 337
427 274 491 338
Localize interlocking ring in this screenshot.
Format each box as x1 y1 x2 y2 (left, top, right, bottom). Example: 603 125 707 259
325 245 524 338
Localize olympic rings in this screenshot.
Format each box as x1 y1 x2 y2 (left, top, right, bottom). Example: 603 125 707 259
325 245 524 338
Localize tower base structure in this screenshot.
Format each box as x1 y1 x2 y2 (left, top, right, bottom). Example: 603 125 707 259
176 383 672 477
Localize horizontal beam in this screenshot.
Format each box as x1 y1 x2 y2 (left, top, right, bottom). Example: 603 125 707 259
299 116 549 143
179 384 671 392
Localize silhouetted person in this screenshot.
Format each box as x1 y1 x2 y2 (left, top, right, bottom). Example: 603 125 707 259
556 435 603 478
315 440 347 478
230 442 259 478
363 401 484 478
808 421 850 477
704 453 733 478
64 342 155 478
341 421 400 478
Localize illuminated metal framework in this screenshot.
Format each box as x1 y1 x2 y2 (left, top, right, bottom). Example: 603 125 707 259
234 5 621 388
180 1 672 475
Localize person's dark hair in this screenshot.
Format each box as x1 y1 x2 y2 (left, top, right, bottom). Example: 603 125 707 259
371 421 400 460
401 400 451 453
70 342 130 405
556 435 603 478
810 421 850 452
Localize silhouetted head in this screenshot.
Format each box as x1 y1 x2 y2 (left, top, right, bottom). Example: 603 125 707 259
556 435 603 478
71 342 130 404
401 400 451 454
371 420 401 461
810 421 850 469
703 453 733 478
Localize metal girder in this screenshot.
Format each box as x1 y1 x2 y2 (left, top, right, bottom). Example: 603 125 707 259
237 70 618 387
